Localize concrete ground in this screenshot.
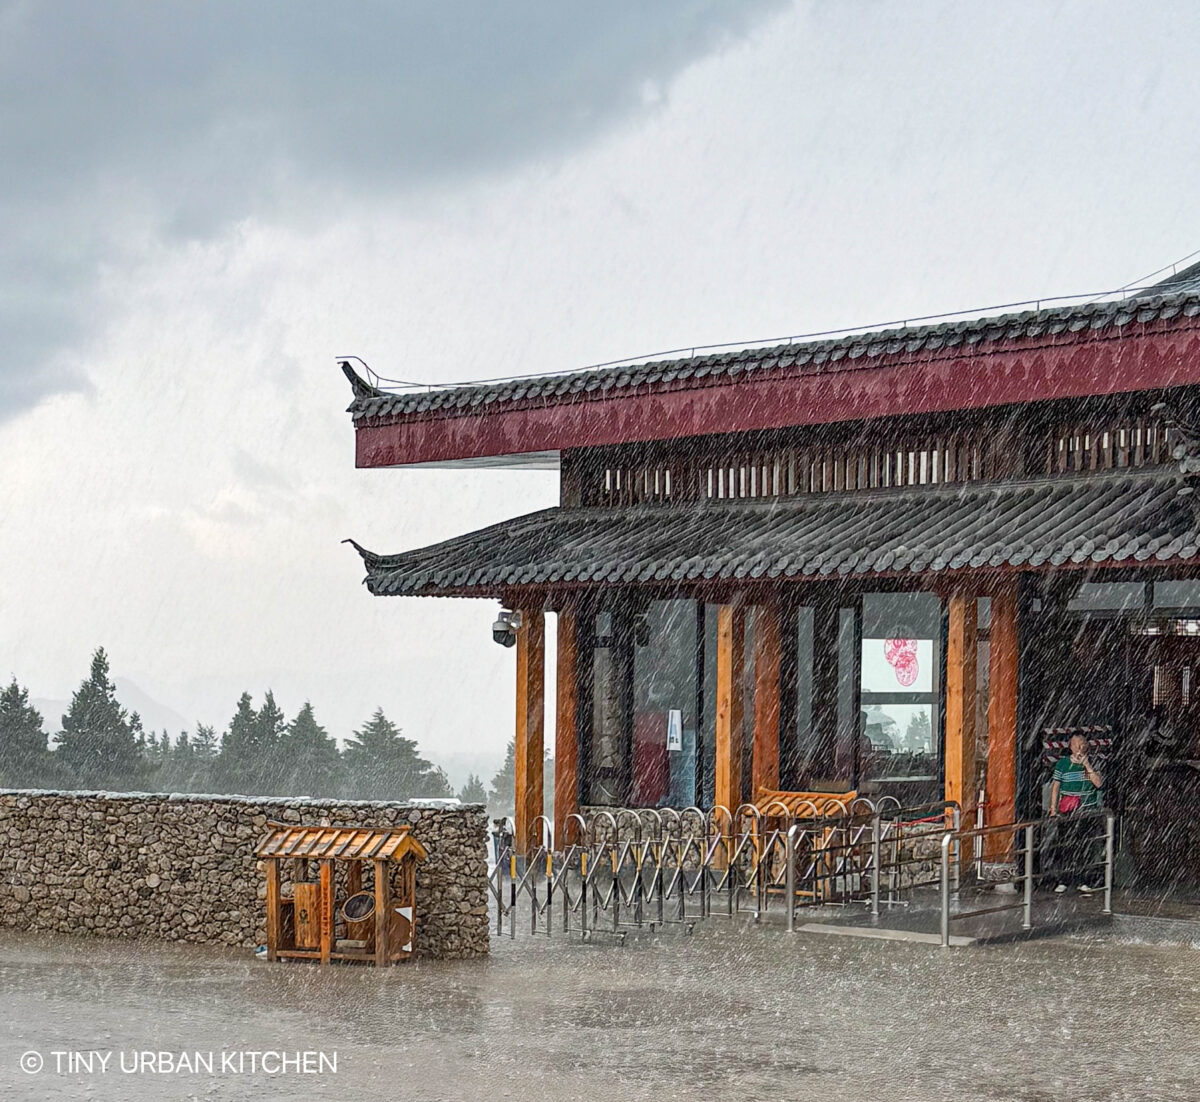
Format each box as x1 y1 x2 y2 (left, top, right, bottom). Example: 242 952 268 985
2 922 1199 1102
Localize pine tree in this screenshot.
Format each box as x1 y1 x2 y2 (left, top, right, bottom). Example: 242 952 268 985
191 723 218 791
155 729 207 794
157 729 188 792
139 722 171 779
212 692 261 793
487 740 516 818
458 772 487 804
904 710 932 752
0 677 50 787
54 648 144 790
211 691 288 794
192 723 218 760
277 702 342 796
343 708 452 801
251 690 287 793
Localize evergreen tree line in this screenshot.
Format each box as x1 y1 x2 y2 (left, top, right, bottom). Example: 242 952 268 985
0 648 525 810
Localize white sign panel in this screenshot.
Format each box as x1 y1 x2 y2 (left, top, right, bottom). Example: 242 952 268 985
860 638 933 693
666 709 683 751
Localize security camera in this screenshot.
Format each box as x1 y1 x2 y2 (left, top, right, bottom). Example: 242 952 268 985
492 609 517 647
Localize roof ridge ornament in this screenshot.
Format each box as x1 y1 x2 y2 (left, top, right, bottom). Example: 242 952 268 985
339 359 384 401
342 538 381 570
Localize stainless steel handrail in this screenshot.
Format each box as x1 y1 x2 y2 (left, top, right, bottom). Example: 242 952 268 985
938 809 1115 948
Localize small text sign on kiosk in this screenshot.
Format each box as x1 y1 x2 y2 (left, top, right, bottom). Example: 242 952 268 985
667 709 683 752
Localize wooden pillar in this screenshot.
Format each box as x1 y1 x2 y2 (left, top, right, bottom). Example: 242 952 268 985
405 862 417 956
264 858 280 962
318 859 333 964
985 581 1019 858
944 591 979 822
715 602 746 811
373 858 391 967
553 604 580 847
752 599 782 795
514 608 545 856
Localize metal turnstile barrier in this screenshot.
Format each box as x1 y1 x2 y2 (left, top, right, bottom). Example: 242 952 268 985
486 801 1115 948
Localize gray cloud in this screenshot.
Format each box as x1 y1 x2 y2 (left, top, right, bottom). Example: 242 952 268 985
0 0 785 421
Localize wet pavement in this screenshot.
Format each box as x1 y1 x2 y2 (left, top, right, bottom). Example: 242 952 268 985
2 922 1200 1101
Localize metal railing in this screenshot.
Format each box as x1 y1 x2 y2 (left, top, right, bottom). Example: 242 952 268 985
937 808 1115 948
489 797 961 939
487 801 1115 948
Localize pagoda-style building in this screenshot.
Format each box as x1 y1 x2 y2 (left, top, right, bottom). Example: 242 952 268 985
342 262 1200 895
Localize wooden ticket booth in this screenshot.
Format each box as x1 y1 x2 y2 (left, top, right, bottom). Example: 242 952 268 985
256 823 428 966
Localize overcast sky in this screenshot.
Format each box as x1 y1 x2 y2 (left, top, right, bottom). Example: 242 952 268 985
1 1 1198 779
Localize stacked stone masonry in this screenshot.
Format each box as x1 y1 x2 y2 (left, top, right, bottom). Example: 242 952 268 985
0 790 489 959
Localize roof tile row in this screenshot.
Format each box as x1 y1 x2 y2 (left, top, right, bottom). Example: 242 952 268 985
349 290 1200 424
352 470 1198 597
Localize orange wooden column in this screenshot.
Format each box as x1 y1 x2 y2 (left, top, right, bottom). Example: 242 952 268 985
373 857 391 967
318 859 333 964
715 602 746 811
944 590 978 820
984 581 1019 858
752 599 783 796
264 858 281 962
553 604 580 848
514 608 545 856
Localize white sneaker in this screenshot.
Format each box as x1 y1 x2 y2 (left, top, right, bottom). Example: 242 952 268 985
1077 884 1096 894
1054 883 1068 894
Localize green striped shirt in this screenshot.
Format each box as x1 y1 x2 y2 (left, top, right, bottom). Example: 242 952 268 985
1052 755 1101 809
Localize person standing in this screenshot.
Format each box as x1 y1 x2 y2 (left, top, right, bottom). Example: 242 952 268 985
1048 734 1104 893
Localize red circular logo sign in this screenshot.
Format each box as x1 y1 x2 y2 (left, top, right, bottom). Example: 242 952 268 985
884 638 918 687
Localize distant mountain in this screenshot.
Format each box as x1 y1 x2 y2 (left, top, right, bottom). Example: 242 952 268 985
33 677 194 741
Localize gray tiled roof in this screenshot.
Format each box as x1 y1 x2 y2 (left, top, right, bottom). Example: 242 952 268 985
1135 259 1200 299
349 470 1198 597
348 289 1200 425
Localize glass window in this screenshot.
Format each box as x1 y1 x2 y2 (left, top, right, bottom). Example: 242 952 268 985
1154 580 1200 610
787 607 815 788
632 600 698 808
583 601 705 808
1068 581 1145 612
700 604 718 807
838 606 860 782
859 592 942 790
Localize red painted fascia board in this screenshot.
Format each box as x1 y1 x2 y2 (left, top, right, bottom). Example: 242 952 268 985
354 322 1200 468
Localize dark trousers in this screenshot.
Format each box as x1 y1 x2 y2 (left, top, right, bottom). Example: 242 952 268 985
1045 814 1103 887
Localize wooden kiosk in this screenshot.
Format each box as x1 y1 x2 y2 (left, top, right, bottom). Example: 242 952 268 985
341 262 1200 898
256 823 428 966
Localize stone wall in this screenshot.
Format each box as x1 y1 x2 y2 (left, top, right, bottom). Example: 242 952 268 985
0 790 489 959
